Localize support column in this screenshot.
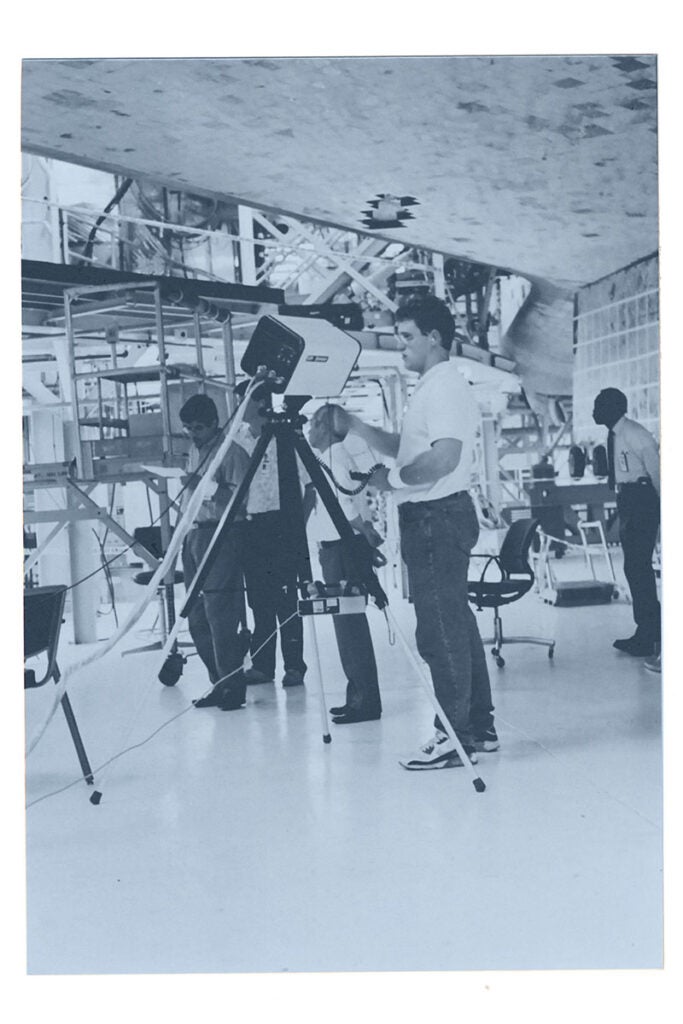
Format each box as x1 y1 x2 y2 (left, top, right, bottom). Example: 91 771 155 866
30 408 70 588
63 420 98 643
238 206 257 286
480 413 503 513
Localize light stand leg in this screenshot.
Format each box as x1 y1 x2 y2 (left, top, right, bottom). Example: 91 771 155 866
385 608 486 793
304 615 332 744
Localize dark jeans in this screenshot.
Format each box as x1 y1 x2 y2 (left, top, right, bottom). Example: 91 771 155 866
617 483 661 641
319 537 381 715
181 522 246 700
243 512 306 679
399 491 495 748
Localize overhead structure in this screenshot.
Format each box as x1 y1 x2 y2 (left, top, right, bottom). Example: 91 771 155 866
21 56 658 289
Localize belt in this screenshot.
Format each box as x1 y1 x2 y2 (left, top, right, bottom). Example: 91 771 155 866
616 478 654 492
192 521 220 530
399 490 468 511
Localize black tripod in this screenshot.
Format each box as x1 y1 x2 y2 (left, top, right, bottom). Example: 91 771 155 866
174 395 388 740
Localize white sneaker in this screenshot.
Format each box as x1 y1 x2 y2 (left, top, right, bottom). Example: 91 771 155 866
399 730 478 771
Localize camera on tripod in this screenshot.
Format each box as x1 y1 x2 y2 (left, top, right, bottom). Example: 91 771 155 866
241 314 362 398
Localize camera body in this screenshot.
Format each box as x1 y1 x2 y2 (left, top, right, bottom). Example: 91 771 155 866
241 315 361 398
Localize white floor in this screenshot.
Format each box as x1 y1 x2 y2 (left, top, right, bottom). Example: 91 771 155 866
24 552 663 974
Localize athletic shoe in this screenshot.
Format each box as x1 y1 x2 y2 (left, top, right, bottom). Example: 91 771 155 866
473 729 500 753
398 730 478 771
643 653 661 674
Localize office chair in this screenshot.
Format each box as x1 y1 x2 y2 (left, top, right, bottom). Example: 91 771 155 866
24 585 94 786
468 518 555 667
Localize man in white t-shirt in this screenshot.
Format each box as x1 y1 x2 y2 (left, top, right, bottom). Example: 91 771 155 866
339 296 498 770
306 404 384 724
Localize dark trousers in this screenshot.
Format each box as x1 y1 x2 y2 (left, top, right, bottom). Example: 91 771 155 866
399 492 495 748
617 483 661 641
181 522 246 699
243 512 306 679
319 537 382 715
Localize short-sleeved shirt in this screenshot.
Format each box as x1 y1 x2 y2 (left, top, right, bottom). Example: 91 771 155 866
182 432 248 523
391 360 480 505
612 415 660 494
307 443 369 543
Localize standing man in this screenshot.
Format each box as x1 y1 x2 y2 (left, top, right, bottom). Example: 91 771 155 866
593 387 661 656
179 394 250 710
306 403 385 724
235 381 307 688
340 295 498 769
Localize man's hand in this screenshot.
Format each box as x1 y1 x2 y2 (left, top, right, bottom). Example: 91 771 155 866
368 465 392 492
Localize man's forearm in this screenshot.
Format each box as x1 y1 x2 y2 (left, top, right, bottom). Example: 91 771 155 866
348 416 400 457
394 439 462 487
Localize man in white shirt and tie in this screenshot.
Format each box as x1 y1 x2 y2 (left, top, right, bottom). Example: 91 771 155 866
306 404 384 724
593 387 661 657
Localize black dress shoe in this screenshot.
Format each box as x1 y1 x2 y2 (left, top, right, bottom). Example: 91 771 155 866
194 687 228 708
329 705 349 716
613 636 657 656
244 668 274 685
220 695 246 711
332 709 381 724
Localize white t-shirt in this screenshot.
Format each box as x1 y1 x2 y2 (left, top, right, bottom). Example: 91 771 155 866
307 442 369 543
391 359 480 505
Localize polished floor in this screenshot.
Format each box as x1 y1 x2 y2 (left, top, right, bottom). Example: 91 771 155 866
24 550 663 974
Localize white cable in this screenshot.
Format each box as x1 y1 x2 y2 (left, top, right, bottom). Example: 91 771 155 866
26 610 301 808
26 380 258 758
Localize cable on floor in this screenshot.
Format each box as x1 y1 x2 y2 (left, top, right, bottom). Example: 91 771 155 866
26 612 301 809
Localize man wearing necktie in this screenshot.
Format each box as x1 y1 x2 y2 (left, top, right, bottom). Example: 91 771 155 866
593 388 661 657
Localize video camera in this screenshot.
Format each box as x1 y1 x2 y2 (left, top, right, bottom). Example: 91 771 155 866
241 314 362 398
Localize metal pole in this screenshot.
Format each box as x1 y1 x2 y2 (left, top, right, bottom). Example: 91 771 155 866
153 284 172 457
304 616 332 744
222 317 236 415
63 291 84 476
193 309 205 387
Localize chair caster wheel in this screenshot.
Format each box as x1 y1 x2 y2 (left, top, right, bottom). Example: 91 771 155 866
548 646 555 660
495 656 505 668
490 647 498 658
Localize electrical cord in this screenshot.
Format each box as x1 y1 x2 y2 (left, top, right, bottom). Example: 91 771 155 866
313 452 384 495
25 611 300 809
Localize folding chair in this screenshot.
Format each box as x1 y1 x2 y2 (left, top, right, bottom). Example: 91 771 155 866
24 585 94 787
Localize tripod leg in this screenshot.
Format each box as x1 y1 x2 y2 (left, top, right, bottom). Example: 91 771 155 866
385 608 486 792
304 615 332 744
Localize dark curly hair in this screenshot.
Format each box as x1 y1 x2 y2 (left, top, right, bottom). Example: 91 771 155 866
394 295 456 351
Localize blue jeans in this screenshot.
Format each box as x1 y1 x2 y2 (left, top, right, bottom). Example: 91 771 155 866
399 492 495 748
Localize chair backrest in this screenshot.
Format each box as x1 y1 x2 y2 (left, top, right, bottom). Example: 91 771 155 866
134 525 164 559
24 585 67 662
498 518 539 577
